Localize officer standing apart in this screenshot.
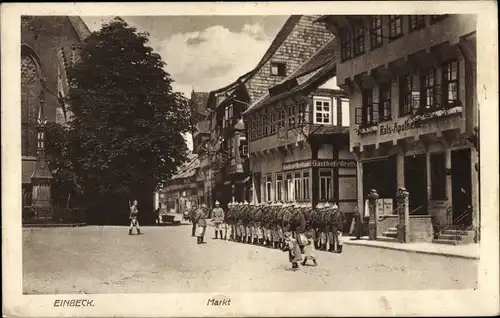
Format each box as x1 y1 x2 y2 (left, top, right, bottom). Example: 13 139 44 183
211 200 225 239
195 204 208 244
190 204 198 237
129 200 141 235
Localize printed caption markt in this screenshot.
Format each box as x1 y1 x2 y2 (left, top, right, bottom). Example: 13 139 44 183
54 299 95 307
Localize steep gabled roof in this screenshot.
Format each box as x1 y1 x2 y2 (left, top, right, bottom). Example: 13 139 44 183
207 16 303 108
243 38 338 115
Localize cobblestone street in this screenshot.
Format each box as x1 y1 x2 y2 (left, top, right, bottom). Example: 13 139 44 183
23 225 478 294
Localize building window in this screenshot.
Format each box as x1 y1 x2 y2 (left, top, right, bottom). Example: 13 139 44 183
285 173 293 202
276 174 283 202
340 98 350 127
302 170 310 201
313 97 332 124
389 15 403 40
265 175 273 202
270 112 276 134
340 28 352 61
360 89 377 126
442 60 459 107
430 15 449 24
379 83 392 121
430 153 447 200
256 115 262 138
409 15 425 31
319 169 333 201
352 23 365 56
399 74 413 116
420 67 436 112
288 105 296 127
262 114 268 136
271 62 286 76
241 145 248 156
370 15 383 49
294 171 302 201
297 101 307 125
277 108 285 128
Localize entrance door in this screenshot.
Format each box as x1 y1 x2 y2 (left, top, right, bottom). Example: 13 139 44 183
404 154 428 215
451 149 472 227
362 155 397 202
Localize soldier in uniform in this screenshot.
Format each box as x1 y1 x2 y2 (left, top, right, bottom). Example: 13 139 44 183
331 203 345 253
246 202 255 244
189 204 198 237
312 203 323 249
225 202 234 241
319 202 330 251
290 202 306 252
129 200 141 235
281 202 293 241
271 202 280 249
238 202 246 243
211 200 225 239
263 202 273 247
253 203 262 245
242 201 251 244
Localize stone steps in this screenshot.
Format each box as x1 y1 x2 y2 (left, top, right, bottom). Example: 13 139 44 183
377 236 398 243
434 229 475 245
382 227 398 239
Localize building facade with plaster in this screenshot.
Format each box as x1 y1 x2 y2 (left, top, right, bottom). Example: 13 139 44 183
318 15 478 242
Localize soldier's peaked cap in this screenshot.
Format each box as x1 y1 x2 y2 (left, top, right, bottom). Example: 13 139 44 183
243 201 249 205
323 202 331 208
333 203 339 209
215 200 220 205
316 202 324 209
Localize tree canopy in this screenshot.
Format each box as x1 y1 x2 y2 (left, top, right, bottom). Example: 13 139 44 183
47 17 195 223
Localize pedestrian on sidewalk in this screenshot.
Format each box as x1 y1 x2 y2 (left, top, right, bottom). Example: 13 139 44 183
195 204 208 244
128 200 141 235
211 201 225 239
350 206 362 240
282 232 303 270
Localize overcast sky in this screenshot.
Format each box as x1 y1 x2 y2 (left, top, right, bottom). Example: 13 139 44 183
81 16 288 150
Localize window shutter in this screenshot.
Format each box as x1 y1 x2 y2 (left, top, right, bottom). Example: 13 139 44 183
372 102 380 123
355 107 363 124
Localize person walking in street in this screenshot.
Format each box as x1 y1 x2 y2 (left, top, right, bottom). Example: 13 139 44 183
282 232 303 270
332 203 345 253
211 201 225 239
129 200 141 235
195 204 208 244
190 204 198 237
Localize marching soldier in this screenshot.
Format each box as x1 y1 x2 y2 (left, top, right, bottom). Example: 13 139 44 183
247 202 255 244
242 201 251 244
275 202 284 249
263 202 273 247
312 203 323 249
211 200 225 240
281 202 293 240
331 203 345 253
225 202 234 241
234 202 242 242
291 202 306 252
253 203 262 245
238 202 246 243
271 202 280 249
319 202 330 251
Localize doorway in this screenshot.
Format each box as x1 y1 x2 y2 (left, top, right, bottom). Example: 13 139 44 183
404 154 428 215
362 155 397 202
451 149 472 227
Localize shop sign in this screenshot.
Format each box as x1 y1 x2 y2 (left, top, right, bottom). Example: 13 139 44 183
311 159 357 168
379 120 422 136
283 160 310 171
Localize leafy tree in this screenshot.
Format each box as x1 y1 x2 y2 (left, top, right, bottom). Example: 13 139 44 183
48 17 195 224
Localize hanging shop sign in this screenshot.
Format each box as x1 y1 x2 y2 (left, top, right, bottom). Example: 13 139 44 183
283 160 310 171
312 159 357 168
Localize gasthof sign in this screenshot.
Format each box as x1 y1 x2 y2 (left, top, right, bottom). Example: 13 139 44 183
311 159 357 168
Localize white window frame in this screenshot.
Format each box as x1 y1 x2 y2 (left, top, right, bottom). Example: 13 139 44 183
294 171 302 201
319 168 333 201
275 173 283 202
340 98 350 127
265 175 273 202
313 96 332 125
285 173 293 202
302 170 310 201
288 104 297 127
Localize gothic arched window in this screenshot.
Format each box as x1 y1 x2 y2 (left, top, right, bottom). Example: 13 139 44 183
21 49 42 157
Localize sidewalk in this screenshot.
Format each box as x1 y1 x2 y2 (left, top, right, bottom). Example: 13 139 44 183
344 237 480 260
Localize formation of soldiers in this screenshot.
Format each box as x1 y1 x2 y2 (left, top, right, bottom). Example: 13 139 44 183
219 201 346 254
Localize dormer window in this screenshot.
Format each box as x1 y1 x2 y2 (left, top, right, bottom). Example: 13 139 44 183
270 62 286 76
313 97 332 125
